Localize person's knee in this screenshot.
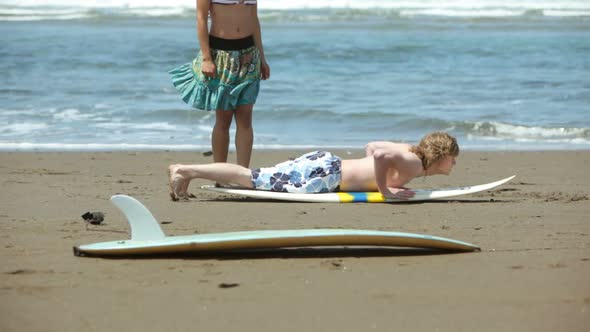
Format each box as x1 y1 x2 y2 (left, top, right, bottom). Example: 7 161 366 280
236 120 253 131
234 113 253 130
214 122 232 131
215 113 234 130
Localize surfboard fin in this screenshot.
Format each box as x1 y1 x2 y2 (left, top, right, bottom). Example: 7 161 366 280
110 195 166 241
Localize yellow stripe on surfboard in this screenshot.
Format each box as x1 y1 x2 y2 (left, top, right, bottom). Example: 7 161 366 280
337 192 387 203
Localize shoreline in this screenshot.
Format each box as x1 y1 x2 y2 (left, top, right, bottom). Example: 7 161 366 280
1 150 589 331
1 143 590 153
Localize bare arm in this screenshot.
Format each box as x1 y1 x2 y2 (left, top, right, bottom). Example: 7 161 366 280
373 149 399 197
373 149 415 199
252 5 270 80
196 0 216 77
196 0 211 60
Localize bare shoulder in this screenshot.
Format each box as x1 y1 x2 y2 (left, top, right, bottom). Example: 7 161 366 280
396 150 423 173
366 141 412 152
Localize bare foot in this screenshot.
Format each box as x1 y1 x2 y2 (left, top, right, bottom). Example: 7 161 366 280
168 165 187 201
167 165 178 201
180 175 196 199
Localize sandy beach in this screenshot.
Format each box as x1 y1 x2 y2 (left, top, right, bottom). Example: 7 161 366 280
0 150 588 331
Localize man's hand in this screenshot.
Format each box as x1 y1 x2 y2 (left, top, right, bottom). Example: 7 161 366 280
384 187 415 200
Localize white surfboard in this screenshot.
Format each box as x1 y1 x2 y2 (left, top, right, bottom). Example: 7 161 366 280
201 175 516 203
74 195 480 257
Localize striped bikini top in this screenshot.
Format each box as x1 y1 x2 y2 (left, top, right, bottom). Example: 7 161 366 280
211 0 257 4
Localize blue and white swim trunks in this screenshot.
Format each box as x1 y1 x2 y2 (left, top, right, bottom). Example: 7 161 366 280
251 151 342 193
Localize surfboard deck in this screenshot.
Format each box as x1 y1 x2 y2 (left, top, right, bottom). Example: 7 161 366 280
201 175 516 203
74 195 480 257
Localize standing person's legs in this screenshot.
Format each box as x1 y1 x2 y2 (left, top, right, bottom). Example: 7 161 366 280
234 104 254 168
212 109 234 163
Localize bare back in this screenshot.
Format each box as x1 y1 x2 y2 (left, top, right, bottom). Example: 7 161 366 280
339 143 423 191
209 4 257 38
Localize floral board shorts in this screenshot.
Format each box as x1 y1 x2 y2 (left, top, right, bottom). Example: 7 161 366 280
169 36 261 111
250 151 342 193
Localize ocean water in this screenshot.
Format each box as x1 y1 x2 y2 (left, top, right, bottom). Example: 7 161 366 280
1 0 589 151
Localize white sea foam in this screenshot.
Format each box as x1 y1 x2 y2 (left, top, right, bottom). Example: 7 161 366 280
0 8 81 15
0 8 90 21
0 123 49 136
544 10 590 16
0 142 349 152
4 0 590 10
2 0 589 18
0 108 38 116
0 141 587 152
0 142 210 151
400 9 524 17
469 121 590 141
52 108 94 122
93 122 177 131
196 124 213 133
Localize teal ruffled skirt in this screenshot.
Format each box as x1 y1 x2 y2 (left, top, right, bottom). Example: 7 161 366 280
169 46 261 111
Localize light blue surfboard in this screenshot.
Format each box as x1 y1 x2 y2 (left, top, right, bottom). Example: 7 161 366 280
74 195 480 257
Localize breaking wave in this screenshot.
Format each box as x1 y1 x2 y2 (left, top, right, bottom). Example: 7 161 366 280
2 0 589 21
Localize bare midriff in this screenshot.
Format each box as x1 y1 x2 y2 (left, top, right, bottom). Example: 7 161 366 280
210 4 256 39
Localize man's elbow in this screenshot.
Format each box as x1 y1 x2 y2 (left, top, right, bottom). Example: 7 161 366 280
373 150 387 160
373 150 399 162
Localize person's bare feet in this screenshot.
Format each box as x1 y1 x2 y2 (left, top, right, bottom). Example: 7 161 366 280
180 175 196 198
168 164 188 201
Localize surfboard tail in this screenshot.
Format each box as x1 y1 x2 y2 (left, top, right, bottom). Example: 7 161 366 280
110 195 166 241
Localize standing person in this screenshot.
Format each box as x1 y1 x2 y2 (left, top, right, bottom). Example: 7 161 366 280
167 132 459 201
169 0 270 168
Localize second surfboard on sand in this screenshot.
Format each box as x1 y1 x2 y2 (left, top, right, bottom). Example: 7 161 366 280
74 195 481 257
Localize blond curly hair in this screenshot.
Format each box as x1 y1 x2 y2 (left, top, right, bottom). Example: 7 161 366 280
409 132 459 171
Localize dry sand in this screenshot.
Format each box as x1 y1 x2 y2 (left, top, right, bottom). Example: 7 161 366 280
1 150 589 331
